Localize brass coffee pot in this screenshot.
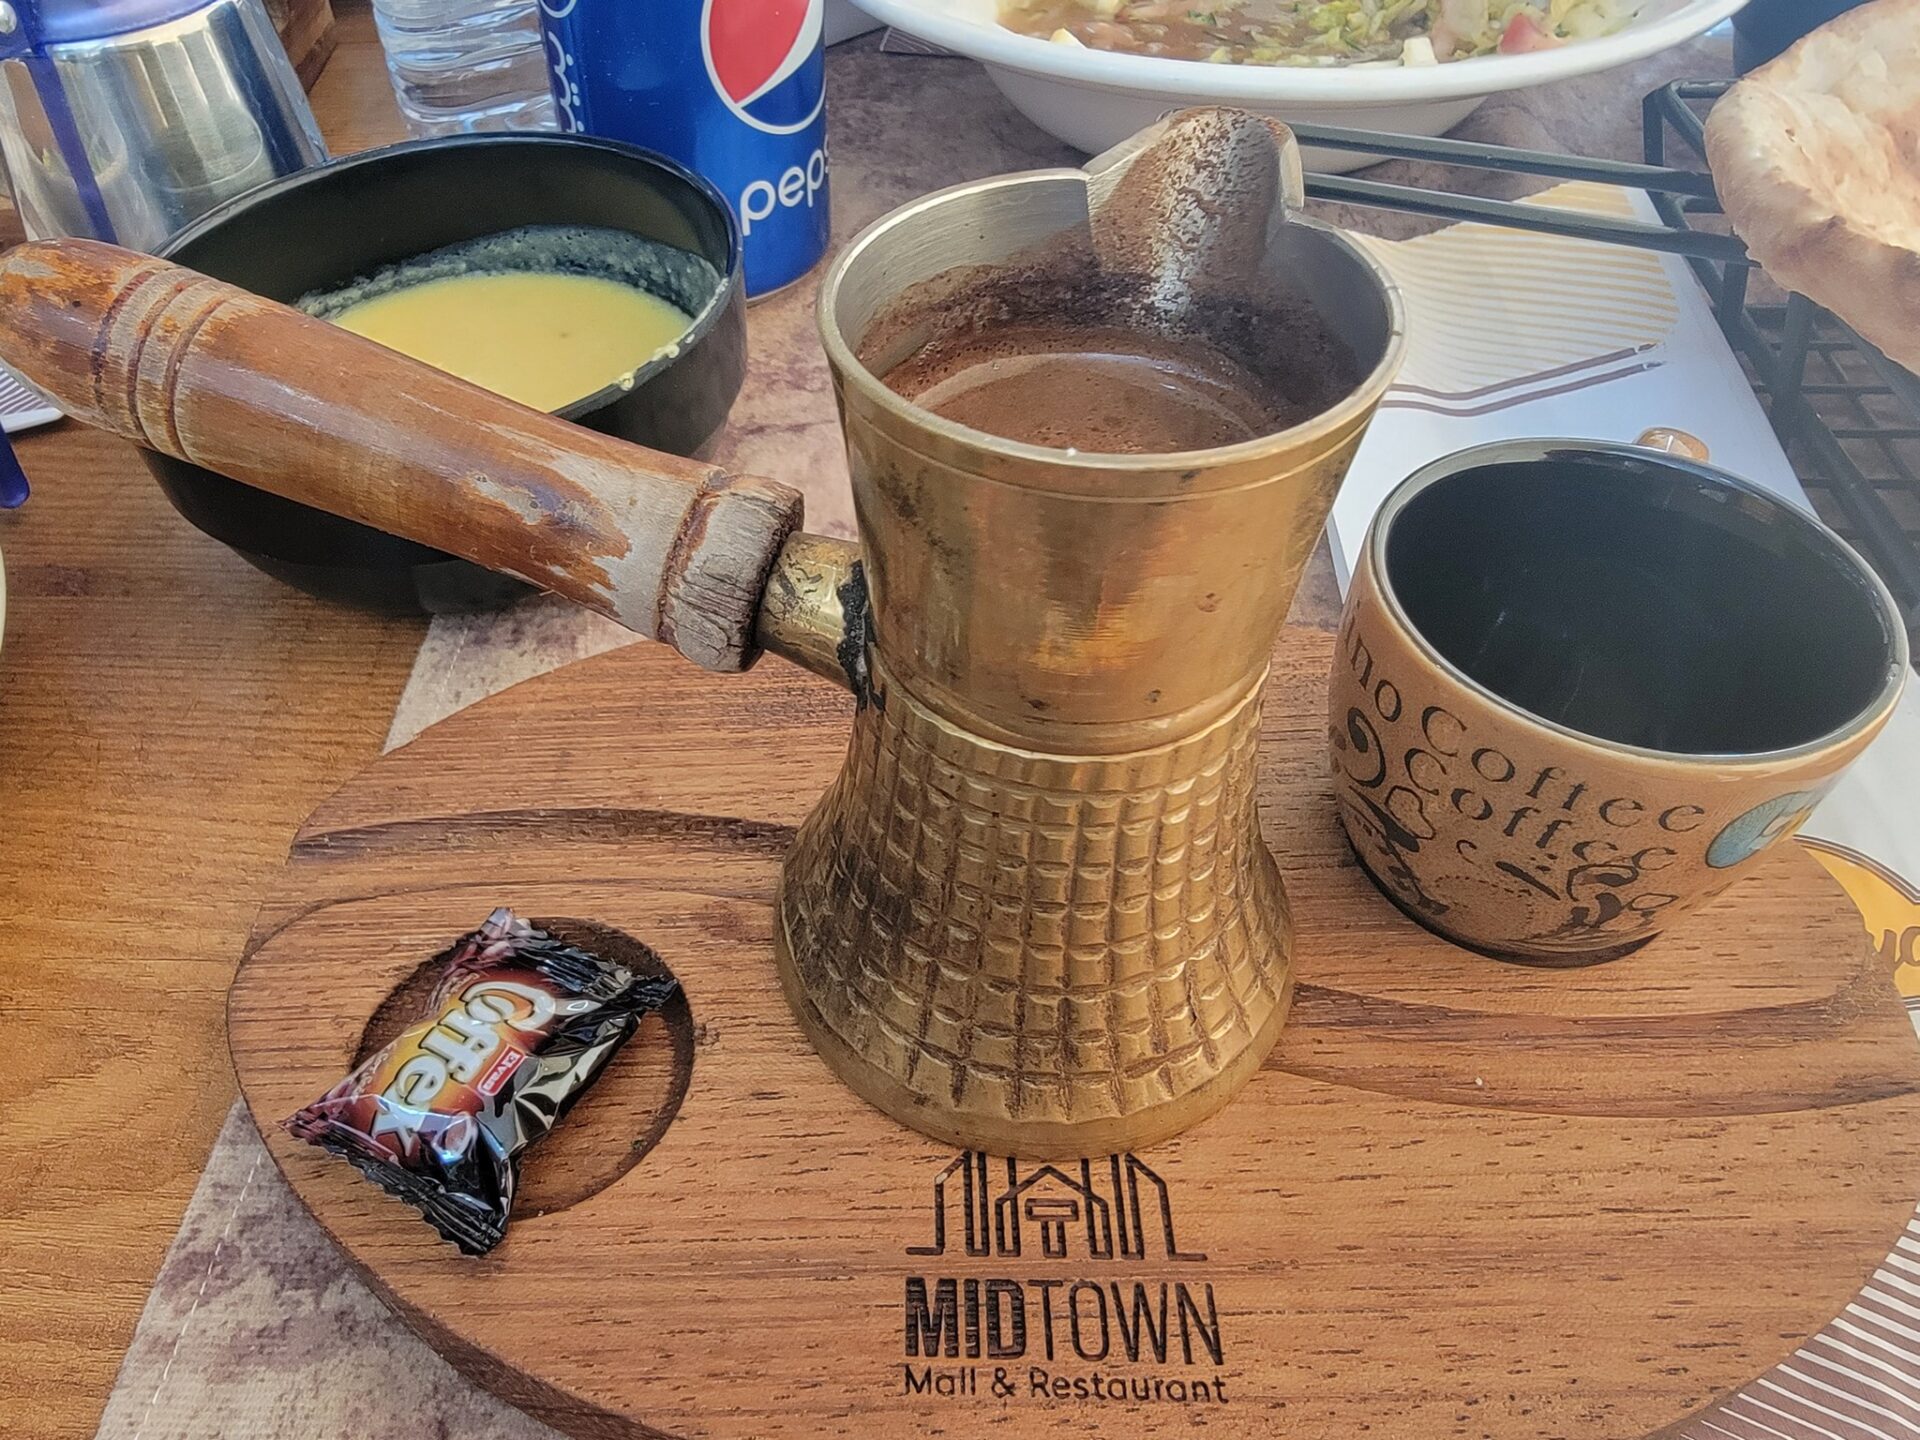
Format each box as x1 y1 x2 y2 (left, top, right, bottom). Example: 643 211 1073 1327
0 115 1404 1156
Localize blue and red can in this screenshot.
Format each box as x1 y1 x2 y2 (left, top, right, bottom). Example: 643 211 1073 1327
537 0 830 296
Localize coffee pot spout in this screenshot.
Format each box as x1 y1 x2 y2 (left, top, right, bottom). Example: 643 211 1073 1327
0 238 862 680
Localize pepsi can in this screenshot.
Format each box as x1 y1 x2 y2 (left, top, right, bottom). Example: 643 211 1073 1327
537 0 830 296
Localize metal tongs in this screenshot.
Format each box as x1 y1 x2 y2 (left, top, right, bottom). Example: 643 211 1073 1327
1287 117 1742 263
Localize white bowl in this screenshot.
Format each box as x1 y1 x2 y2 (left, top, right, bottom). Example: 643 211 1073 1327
849 0 1748 170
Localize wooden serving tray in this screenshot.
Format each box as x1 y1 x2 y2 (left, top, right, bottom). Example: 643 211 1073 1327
229 625 1920 1440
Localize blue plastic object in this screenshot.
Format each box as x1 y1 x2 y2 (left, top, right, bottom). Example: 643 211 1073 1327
0 0 210 49
0 428 29 509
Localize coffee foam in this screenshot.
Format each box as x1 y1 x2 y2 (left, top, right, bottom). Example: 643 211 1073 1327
858 108 1363 454
858 239 1358 454
886 323 1287 453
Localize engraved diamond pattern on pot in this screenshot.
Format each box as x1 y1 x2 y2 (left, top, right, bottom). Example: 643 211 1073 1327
779 659 1289 1128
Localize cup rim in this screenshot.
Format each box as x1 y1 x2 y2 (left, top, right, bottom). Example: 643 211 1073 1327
815 168 1407 480
158 132 744 422
1366 437 1911 769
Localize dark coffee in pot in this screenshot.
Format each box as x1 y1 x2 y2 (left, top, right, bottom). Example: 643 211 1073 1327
860 244 1361 456
882 322 1287 453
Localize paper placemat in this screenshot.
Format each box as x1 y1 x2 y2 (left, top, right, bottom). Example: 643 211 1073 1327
879 26 956 55
1 362 59 434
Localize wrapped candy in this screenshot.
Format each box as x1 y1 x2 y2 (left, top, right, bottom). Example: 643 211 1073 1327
286 908 676 1254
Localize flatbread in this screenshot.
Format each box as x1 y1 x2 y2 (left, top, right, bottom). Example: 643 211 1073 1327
1705 0 1920 372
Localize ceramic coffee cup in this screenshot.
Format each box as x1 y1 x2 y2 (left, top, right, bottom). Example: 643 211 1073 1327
1330 433 1909 964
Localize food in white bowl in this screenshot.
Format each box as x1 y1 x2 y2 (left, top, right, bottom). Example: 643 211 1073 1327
1004 0 1635 66
849 0 1750 169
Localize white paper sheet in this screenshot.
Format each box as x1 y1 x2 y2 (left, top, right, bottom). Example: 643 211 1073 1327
0 361 59 434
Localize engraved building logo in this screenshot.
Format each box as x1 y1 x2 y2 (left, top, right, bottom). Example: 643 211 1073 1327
910 1152 1206 1262
900 1153 1230 1408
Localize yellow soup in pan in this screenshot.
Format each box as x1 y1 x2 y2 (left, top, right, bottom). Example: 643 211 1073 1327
329 270 694 413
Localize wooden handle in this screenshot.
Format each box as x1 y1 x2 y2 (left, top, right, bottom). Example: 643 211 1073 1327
0 239 804 671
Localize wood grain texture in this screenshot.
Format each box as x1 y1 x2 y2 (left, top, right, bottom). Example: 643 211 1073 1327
230 625 1920 1440
0 422 423 1440
0 239 805 672
0 17 416 1439
265 0 339 89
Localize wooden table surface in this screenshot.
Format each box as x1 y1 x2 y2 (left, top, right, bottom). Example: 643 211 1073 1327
0 11 425 1438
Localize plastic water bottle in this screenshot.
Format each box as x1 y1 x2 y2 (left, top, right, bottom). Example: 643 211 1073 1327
371 0 557 136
